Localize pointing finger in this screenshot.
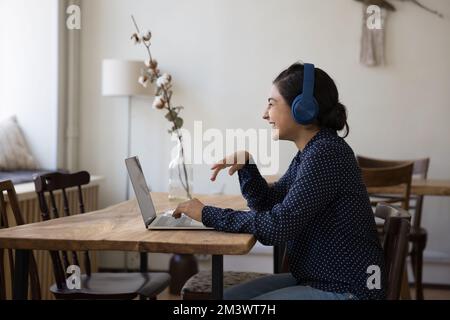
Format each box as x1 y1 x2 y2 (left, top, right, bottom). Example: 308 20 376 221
211 167 222 181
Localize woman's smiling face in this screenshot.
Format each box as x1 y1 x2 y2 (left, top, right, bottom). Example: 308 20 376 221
263 85 300 141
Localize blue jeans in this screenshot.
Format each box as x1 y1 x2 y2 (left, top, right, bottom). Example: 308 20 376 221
224 273 357 300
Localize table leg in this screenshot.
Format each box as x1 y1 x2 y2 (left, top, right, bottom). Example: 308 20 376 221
212 255 223 300
13 250 30 300
140 252 148 272
273 245 283 274
139 252 148 300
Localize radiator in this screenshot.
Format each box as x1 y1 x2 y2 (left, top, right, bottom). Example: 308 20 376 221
3 181 100 300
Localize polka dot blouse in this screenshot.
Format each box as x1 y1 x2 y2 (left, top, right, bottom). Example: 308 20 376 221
202 128 386 300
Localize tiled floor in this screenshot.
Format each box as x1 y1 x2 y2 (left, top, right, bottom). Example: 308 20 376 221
157 287 450 300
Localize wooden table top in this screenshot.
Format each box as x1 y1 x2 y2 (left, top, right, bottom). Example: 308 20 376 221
0 193 256 255
367 179 450 196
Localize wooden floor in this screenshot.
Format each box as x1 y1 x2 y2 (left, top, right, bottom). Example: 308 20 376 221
413 287 450 300
157 286 450 300
158 288 181 300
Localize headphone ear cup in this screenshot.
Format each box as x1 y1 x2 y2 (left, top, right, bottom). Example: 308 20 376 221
291 95 319 125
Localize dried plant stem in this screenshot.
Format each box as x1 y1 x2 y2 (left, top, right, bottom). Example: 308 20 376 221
405 0 444 18
131 15 154 61
132 15 192 200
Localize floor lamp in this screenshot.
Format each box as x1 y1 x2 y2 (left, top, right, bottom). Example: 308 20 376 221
102 59 152 200
102 59 152 271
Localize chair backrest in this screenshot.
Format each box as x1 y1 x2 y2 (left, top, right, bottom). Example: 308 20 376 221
357 155 404 169
33 171 91 290
357 155 429 180
359 162 414 210
374 203 411 300
357 155 429 227
0 180 41 300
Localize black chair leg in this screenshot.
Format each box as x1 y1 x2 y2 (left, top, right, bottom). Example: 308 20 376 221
417 236 427 300
414 247 424 300
411 237 426 300
410 245 417 278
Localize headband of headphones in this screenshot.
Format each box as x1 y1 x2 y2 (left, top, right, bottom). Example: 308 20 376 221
302 63 315 101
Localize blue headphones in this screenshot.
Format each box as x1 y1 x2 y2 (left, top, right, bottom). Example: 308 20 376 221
291 63 319 125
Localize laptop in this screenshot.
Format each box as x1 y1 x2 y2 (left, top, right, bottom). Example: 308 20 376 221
125 156 214 230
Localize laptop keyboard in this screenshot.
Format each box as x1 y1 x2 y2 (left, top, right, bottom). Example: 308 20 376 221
153 213 196 227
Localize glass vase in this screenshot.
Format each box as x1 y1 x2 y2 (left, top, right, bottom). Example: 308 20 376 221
168 140 193 201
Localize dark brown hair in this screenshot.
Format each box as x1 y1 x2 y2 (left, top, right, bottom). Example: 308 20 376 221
273 62 349 138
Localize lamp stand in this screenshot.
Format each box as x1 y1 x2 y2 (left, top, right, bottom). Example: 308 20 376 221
124 96 149 274
126 96 132 201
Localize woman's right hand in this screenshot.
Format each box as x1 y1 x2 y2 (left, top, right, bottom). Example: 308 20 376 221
210 151 252 182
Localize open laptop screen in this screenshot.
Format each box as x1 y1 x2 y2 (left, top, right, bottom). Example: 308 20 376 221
125 156 157 226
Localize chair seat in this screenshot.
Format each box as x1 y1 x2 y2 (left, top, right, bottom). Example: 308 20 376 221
181 270 269 300
50 272 170 300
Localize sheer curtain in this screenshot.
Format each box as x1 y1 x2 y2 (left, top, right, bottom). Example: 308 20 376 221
0 0 81 171
0 0 59 170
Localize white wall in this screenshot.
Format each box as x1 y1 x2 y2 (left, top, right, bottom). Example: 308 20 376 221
79 0 450 282
0 0 59 169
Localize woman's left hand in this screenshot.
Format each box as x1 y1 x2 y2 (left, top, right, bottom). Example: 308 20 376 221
172 198 205 222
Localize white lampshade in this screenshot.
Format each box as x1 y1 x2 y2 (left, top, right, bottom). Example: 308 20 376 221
102 59 152 97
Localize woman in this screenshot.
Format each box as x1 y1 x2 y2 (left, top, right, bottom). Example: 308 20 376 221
173 62 386 300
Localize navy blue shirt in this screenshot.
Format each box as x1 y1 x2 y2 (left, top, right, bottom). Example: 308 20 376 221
202 128 386 300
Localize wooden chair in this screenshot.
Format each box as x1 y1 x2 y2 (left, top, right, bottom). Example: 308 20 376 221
358 160 413 299
358 156 429 299
0 180 41 300
33 171 170 300
408 158 429 300
358 159 414 210
375 203 411 300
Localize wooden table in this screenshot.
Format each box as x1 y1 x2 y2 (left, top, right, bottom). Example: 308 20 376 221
0 193 256 300
367 179 450 197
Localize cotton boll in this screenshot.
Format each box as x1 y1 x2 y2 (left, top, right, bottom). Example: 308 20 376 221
141 30 152 42
131 33 141 45
138 75 149 88
157 75 170 88
152 96 166 109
